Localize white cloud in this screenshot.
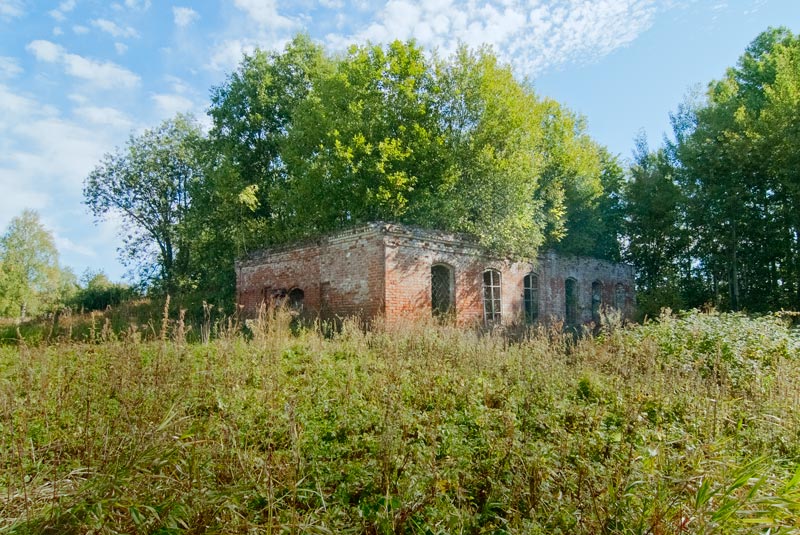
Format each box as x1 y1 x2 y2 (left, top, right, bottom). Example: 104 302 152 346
73 25 89 34
165 75 185 92
323 0 661 77
0 86 40 123
92 18 140 39
115 42 128 54
27 40 64 62
0 0 24 20
0 56 22 78
27 40 141 89
68 93 88 104
233 0 295 29
49 0 76 21
151 93 194 116
63 53 140 89
53 233 96 257
173 6 199 27
0 82 129 276
123 0 150 10
73 105 133 128
53 26 64 36
207 38 257 71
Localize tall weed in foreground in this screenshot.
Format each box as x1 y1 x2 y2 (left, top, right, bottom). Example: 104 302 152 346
0 310 798 533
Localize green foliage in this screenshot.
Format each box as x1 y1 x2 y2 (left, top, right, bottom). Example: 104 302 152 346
636 27 800 312
189 37 618 306
276 42 612 259
426 46 549 257
0 210 65 319
187 35 332 306
2 311 799 533
79 37 623 305
554 147 624 261
623 137 691 317
84 114 204 297
70 269 137 312
278 40 447 236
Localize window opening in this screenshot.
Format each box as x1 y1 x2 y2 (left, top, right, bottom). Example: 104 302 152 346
565 278 578 325
591 280 603 325
483 269 502 324
288 288 304 311
431 264 454 316
523 273 539 323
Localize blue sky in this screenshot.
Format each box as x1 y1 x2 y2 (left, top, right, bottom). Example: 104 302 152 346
0 0 797 283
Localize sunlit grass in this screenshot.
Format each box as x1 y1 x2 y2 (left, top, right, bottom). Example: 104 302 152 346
1 309 799 533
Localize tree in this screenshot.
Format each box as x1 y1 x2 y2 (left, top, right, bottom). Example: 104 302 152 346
551 147 623 261
275 42 546 256
189 37 619 303
671 27 800 311
69 269 134 311
186 35 332 304
425 46 549 257
84 114 203 296
625 28 800 313
277 40 448 238
623 136 690 317
0 210 63 319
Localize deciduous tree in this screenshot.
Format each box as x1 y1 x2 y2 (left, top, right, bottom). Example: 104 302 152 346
671 27 800 310
84 114 203 296
0 210 63 319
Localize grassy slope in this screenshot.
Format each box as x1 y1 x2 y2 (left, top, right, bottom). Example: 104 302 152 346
1 311 799 534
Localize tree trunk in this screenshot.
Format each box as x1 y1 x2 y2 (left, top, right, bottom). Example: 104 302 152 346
730 222 740 311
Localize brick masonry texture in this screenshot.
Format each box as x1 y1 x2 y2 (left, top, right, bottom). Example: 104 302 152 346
236 222 636 326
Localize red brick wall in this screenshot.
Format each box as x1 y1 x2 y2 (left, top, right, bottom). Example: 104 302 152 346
236 225 385 319
536 251 636 324
382 225 635 326
383 226 519 325
318 227 385 319
236 223 636 325
236 242 322 315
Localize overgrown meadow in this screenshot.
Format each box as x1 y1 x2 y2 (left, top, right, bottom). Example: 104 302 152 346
1 309 799 534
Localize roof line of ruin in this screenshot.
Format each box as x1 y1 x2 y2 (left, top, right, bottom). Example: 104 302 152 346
235 221 634 274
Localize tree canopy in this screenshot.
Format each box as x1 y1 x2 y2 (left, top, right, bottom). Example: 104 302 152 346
0 210 65 319
625 27 800 313
79 36 652 308
84 115 204 297
181 36 614 304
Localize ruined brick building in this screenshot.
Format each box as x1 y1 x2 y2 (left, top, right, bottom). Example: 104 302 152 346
236 222 635 326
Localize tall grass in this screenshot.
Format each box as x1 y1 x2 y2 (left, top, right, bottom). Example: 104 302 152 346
1 309 798 533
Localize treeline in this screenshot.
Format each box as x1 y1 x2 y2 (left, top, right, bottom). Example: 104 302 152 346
0 210 135 319
83 36 623 311
4 28 797 320
628 27 800 315
80 28 800 315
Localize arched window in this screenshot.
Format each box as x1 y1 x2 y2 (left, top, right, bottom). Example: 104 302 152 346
288 288 304 311
565 278 578 325
591 280 603 325
431 264 455 316
523 273 539 323
615 283 626 310
483 269 502 324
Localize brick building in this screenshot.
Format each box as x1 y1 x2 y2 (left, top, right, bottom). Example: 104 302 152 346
236 222 635 326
